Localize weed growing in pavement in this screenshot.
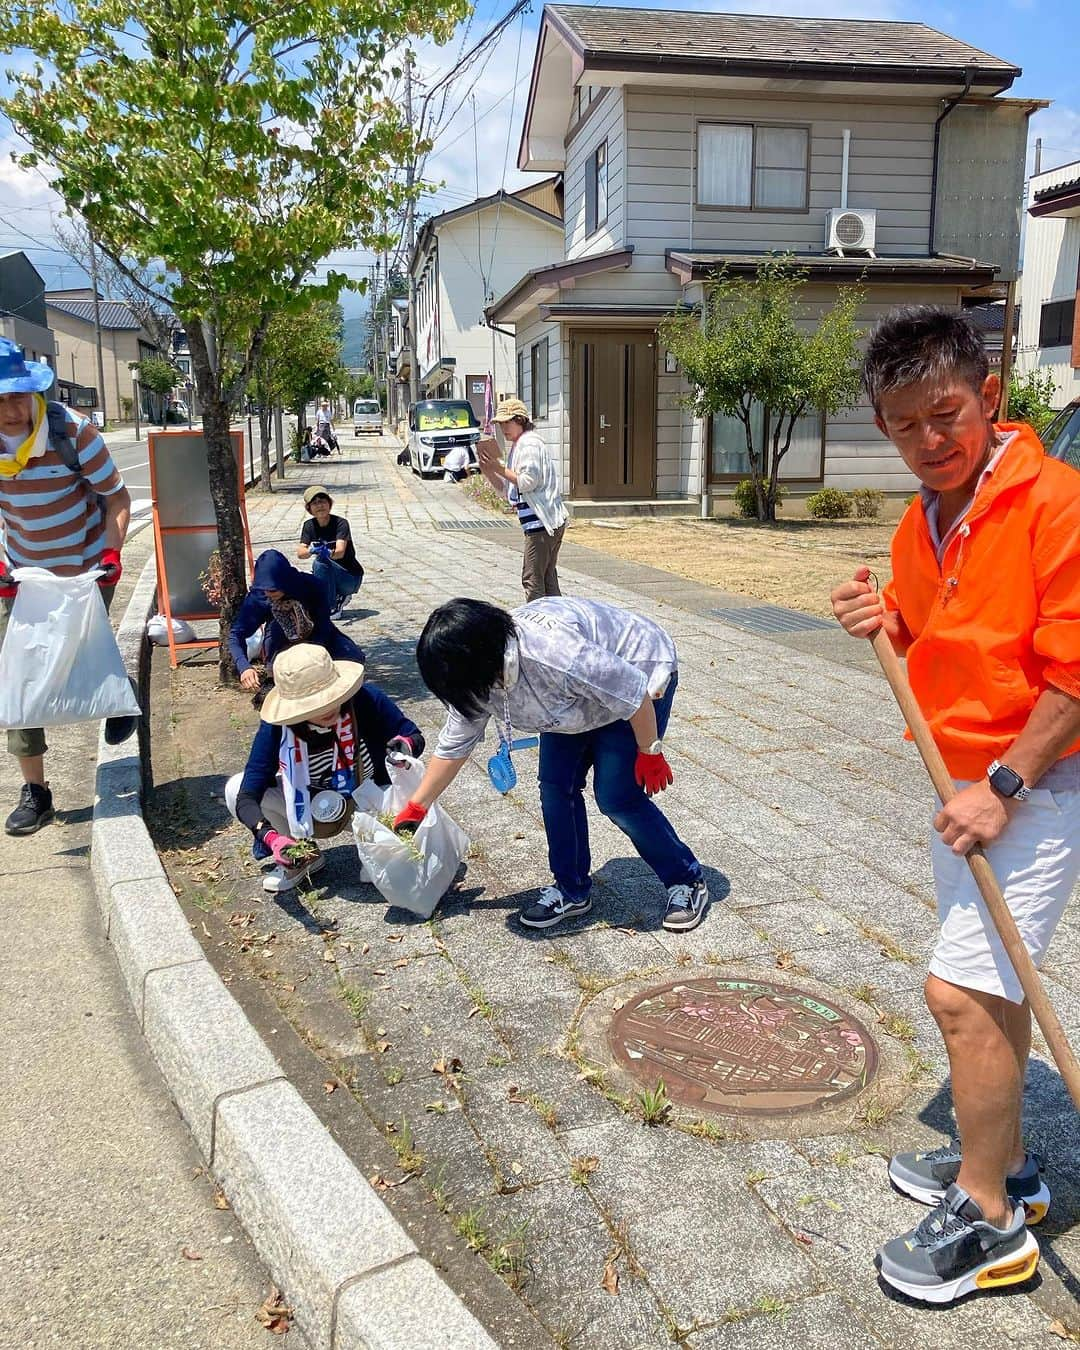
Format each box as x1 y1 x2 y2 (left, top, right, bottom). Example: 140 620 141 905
339 981 370 1021
486 1219 530 1288
428 1164 453 1214
453 1206 490 1252
851 982 877 1005
745 1169 769 1185
755 1295 790 1320
878 1010 916 1042
856 1095 898 1129
389 1118 425 1174
465 841 487 862
603 1218 645 1279
485 1053 510 1068
903 1047 933 1081
569 1155 599 1186
463 980 495 1020
528 1095 559 1130
637 1078 671 1126
858 921 917 964
681 1117 728 1142
384 1066 403 1086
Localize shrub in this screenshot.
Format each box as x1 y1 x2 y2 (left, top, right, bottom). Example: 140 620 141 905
850 487 885 519
806 488 852 519
903 492 917 507
733 479 784 519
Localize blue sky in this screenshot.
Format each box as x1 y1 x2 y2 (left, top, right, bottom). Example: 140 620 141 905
2 0 1077 317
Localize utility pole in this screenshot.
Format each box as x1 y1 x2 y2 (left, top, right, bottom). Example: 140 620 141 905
404 49 420 407
87 236 109 426
1033 137 1042 177
382 215 393 423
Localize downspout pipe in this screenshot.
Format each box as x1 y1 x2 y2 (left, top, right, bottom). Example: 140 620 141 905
928 68 975 255
485 318 516 338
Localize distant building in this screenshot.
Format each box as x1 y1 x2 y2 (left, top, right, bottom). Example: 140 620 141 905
1017 161 1080 408
0 251 57 372
46 288 159 421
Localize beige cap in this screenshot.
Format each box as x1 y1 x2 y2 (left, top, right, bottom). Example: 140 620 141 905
303 485 332 507
494 397 529 422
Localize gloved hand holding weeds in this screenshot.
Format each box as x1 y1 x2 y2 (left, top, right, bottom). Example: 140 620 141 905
392 801 427 837
262 828 300 866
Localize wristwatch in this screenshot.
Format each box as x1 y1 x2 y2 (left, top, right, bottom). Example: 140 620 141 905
987 760 1030 802
640 739 664 756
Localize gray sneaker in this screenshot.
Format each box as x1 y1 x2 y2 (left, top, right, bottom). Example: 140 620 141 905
663 878 709 932
876 1184 1039 1304
889 1140 1050 1224
519 885 592 930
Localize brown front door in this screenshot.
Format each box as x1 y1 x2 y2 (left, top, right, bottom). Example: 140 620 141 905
570 330 656 499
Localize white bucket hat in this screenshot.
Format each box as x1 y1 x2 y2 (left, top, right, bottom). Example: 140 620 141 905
260 643 365 726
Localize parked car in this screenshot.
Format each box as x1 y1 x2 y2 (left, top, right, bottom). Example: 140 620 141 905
406 399 481 477
1042 399 1080 471
353 398 382 436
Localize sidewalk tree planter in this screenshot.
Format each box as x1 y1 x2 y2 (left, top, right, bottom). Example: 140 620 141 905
661 257 863 523
2 0 466 679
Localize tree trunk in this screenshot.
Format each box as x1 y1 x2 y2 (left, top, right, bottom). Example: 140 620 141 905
258 407 272 492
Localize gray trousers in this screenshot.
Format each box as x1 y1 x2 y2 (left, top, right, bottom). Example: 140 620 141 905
521 525 565 602
224 772 290 835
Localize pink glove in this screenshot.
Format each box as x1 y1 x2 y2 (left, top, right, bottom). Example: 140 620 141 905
392 801 427 837
634 749 673 797
98 548 122 588
263 829 297 866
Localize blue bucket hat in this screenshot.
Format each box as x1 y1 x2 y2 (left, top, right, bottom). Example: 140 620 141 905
0 337 55 395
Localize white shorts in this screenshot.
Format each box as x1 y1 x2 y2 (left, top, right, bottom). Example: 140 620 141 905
929 785 1080 1003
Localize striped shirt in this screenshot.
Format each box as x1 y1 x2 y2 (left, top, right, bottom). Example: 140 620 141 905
0 407 124 575
508 481 545 534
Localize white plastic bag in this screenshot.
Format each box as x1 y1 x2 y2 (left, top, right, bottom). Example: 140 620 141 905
245 625 265 662
147 613 196 646
352 756 470 918
0 567 141 728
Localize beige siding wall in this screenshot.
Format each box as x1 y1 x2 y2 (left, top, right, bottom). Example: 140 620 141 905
513 310 569 489
48 308 143 420
564 90 626 260
623 89 936 275
1017 163 1080 407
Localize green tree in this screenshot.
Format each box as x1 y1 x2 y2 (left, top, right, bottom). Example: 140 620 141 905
1 0 464 677
661 258 864 521
131 354 179 427
1008 368 1058 435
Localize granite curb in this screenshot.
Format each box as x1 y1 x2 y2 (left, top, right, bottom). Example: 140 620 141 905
90 553 499 1350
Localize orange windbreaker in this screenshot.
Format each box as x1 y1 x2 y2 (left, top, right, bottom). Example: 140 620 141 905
883 422 1080 781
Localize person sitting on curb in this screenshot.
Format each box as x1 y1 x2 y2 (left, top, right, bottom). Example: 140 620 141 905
477 398 567 602
0 338 136 836
225 643 424 894
830 306 1080 1305
296 486 364 618
392 596 708 932
227 549 364 701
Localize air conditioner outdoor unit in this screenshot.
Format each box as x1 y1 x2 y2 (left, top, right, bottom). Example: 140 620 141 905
826 207 877 255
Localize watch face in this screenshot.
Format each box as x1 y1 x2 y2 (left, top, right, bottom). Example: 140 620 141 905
990 763 1024 797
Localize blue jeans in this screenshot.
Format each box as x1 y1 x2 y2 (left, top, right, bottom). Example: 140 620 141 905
537 674 702 903
313 555 360 609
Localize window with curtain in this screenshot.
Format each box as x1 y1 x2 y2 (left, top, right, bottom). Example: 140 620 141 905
710 405 823 479
531 338 549 420
585 141 608 237
698 123 809 210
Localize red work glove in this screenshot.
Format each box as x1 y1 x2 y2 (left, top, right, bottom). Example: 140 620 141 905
98 548 122 588
392 801 427 837
635 748 674 797
0 563 16 600
263 829 298 866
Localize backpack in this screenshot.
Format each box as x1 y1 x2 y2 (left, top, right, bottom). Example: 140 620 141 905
45 401 109 517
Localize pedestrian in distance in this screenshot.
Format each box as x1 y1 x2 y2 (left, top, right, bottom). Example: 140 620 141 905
392 596 709 932
225 643 424 894
0 338 136 836
477 398 567 601
315 400 338 452
228 549 364 702
830 306 1080 1305
297 486 364 618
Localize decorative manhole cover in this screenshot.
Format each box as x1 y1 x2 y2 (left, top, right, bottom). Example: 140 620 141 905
608 977 878 1116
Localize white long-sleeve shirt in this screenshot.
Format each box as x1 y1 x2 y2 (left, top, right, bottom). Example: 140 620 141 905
434 597 677 760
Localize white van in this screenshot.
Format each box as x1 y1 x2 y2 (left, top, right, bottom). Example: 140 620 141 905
353 399 383 435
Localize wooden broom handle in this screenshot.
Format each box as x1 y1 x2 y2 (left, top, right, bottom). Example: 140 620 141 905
869 626 1080 1111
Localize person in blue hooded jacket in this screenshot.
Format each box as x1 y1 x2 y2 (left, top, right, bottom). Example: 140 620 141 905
228 549 364 697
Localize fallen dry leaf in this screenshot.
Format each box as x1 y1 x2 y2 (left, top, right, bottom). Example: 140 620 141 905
1048 1321 1080 1343
181 1246 203 1261
369 1172 413 1192
323 1080 338 1094
573 1155 600 1179
466 1006 481 1020
361 943 370 954
601 1258 620 1295
510 1161 523 1175
322 949 336 963
393 958 409 969
432 1055 463 1077
255 1285 293 1335
372 967 388 976
386 934 403 943
212 1189 230 1211
374 1041 391 1054
397 1003 412 1012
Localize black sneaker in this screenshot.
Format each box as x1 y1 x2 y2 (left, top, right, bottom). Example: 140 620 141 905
663 878 709 931
104 678 140 745
889 1139 1050 1224
5 782 55 836
519 885 592 930
876 1183 1039 1304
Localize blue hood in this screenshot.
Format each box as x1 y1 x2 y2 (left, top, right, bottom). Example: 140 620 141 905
252 549 306 596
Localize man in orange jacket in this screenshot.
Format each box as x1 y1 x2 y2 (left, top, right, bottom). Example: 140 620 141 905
831 307 1080 1305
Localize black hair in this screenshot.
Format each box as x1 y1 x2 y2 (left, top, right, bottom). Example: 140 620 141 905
416 598 517 719
305 491 332 512
862 306 989 412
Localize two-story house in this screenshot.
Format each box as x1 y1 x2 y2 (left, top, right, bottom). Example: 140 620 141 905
47 288 160 422
1017 161 1080 409
402 181 565 422
488 6 1039 508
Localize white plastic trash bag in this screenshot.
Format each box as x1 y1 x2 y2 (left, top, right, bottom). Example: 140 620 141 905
0 567 141 729
352 755 470 918
147 613 197 646
245 625 265 663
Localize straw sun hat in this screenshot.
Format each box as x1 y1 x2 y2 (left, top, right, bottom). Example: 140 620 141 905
259 644 365 726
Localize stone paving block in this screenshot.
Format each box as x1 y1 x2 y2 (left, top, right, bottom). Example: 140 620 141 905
107 875 204 1022
213 1079 417 1350
692 1291 879 1349
142 960 284 1159
90 810 169 931
333 1254 499 1349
